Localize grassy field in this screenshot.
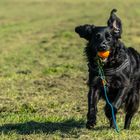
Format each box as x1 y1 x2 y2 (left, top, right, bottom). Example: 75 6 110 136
0 0 139 139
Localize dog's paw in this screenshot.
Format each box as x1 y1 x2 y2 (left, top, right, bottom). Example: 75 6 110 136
86 121 96 129
110 122 116 129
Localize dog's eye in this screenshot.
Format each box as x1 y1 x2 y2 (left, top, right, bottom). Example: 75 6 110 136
95 33 102 40
105 32 111 41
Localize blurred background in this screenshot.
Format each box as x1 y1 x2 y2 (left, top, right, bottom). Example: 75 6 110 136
0 0 139 139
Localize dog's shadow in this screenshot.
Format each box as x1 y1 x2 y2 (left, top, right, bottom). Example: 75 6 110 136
0 119 110 135
0 119 85 135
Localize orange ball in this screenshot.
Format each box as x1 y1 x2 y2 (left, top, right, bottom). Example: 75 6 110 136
98 51 110 59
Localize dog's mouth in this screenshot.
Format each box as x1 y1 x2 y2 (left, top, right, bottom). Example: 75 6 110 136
97 50 110 59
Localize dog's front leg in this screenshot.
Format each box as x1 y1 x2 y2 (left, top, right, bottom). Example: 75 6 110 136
112 87 128 110
86 86 100 129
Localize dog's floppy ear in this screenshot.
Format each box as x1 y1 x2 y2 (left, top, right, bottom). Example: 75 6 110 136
107 9 122 38
75 24 94 40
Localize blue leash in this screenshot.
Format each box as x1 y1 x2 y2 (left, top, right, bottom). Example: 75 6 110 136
97 58 119 133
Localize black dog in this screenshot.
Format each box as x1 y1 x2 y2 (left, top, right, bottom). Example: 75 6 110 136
75 9 140 129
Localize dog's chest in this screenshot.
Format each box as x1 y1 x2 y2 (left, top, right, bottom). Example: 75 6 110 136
105 73 130 88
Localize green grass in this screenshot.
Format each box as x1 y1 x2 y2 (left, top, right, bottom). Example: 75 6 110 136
0 0 140 139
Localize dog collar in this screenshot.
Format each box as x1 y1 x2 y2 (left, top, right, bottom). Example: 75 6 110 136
104 55 130 76
88 55 130 76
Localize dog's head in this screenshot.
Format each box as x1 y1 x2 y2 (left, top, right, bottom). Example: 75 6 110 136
75 9 122 56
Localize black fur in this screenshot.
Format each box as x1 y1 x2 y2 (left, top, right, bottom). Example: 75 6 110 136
75 9 140 129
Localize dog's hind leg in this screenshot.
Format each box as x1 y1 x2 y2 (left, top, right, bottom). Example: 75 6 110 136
104 104 117 129
86 87 100 129
124 92 139 129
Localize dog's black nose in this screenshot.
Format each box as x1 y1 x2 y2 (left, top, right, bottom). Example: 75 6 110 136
99 44 107 51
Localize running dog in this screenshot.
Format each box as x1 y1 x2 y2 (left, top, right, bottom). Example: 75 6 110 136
75 9 140 129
